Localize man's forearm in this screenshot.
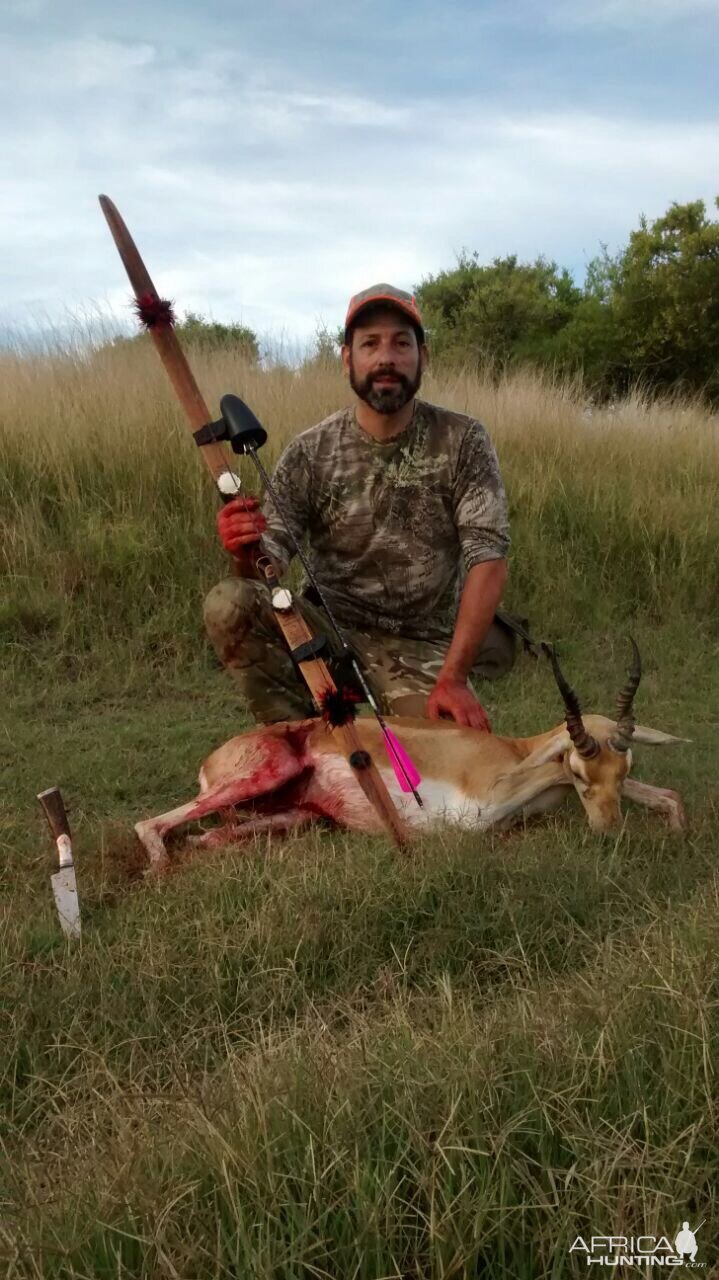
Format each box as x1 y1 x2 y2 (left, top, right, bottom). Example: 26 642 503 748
439 559 508 681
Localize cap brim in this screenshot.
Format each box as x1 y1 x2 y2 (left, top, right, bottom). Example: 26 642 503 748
344 297 425 341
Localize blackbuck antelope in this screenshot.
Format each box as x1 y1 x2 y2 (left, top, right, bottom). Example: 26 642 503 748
135 640 687 868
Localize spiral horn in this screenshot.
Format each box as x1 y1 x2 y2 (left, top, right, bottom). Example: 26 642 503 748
609 636 642 753
542 643 600 759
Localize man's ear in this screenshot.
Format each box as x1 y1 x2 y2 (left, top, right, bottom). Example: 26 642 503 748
340 343 351 377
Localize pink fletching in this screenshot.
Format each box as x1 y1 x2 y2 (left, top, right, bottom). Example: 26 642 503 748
383 728 422 793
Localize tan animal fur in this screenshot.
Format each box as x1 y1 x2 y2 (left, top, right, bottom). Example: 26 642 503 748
135 650 688 869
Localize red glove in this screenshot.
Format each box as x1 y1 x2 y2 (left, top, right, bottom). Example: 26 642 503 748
217 496 267 557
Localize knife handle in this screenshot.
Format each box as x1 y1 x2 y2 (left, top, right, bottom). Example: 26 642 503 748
37 787 74 868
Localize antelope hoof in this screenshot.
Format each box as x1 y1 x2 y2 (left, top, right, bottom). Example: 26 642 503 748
667 792 688 834
135 821 171 873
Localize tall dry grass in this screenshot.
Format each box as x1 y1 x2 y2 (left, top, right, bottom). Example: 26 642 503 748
1 338 717 681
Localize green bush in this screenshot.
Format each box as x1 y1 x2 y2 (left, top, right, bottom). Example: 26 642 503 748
416 196 719 403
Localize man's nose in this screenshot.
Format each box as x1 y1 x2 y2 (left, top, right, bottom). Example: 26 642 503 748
374 339 400 361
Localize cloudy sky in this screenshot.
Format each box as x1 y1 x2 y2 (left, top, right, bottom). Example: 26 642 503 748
2 0 717 349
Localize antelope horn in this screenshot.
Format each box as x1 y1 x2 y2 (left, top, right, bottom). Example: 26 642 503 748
541 643 600 759
610 635 642 753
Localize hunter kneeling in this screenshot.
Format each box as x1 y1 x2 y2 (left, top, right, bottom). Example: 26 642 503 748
204 284 524 729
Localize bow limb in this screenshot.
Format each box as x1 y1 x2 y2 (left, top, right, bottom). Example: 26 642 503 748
99 194 230 484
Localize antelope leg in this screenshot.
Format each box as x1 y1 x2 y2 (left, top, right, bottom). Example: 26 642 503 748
622 777 687 833
188 808 316 850
484 760 570 827
135 741 310 869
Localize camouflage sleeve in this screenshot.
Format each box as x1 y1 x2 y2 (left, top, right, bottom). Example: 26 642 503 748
453 421 510 569
259 437 312 573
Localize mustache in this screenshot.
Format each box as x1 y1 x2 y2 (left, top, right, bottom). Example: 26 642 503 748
370 369 407 384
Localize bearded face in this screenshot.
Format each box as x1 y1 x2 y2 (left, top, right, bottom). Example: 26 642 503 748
346 310 425 415
348 351 423 414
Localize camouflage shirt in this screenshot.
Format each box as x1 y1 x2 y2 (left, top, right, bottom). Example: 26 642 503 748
261 398 510 643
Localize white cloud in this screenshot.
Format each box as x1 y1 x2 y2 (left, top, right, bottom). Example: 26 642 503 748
287 92 411 128
0 20 717 347
59 36 157 89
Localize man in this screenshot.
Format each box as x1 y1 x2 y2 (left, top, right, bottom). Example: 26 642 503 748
204 283 518 730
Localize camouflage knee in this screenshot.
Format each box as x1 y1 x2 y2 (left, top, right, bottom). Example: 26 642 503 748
203 577 315 723
343 628 443 717
472 619 517 682
203 577 275 669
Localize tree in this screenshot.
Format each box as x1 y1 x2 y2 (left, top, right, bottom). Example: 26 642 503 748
172 311 259 361
416 252 582 369
606 198 719 398
551 198 719 399
549 246 625 392
302 325 343 372
415 199 719 402
110 310 259 361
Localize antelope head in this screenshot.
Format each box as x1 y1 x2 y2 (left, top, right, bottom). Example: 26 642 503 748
543 638 646 833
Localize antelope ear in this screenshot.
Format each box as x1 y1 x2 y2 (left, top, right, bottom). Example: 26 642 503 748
521 730 571 769
632 724 690 746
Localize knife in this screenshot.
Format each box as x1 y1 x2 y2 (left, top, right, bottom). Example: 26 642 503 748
37 787 82 939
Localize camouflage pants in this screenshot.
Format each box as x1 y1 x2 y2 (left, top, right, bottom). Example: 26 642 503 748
203 577 517 724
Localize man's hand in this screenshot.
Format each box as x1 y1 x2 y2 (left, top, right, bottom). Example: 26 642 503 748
426 676 492 731
217 496 267 556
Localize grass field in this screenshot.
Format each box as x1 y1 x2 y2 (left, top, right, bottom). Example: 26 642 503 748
1 344 718 1277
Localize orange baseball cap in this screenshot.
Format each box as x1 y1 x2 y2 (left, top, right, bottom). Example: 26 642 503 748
344 282 425 343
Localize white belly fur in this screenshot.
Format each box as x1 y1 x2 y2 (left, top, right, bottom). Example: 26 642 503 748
382 770 487 830
310 753 489 832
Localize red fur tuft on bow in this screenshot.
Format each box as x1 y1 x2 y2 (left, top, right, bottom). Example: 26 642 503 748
133 293 175 330
319 685 361 727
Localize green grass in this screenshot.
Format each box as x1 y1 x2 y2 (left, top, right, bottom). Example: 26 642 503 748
2 627 717 1278
1 353 718 1275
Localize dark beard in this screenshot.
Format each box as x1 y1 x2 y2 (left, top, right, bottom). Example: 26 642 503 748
349 357 422 415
